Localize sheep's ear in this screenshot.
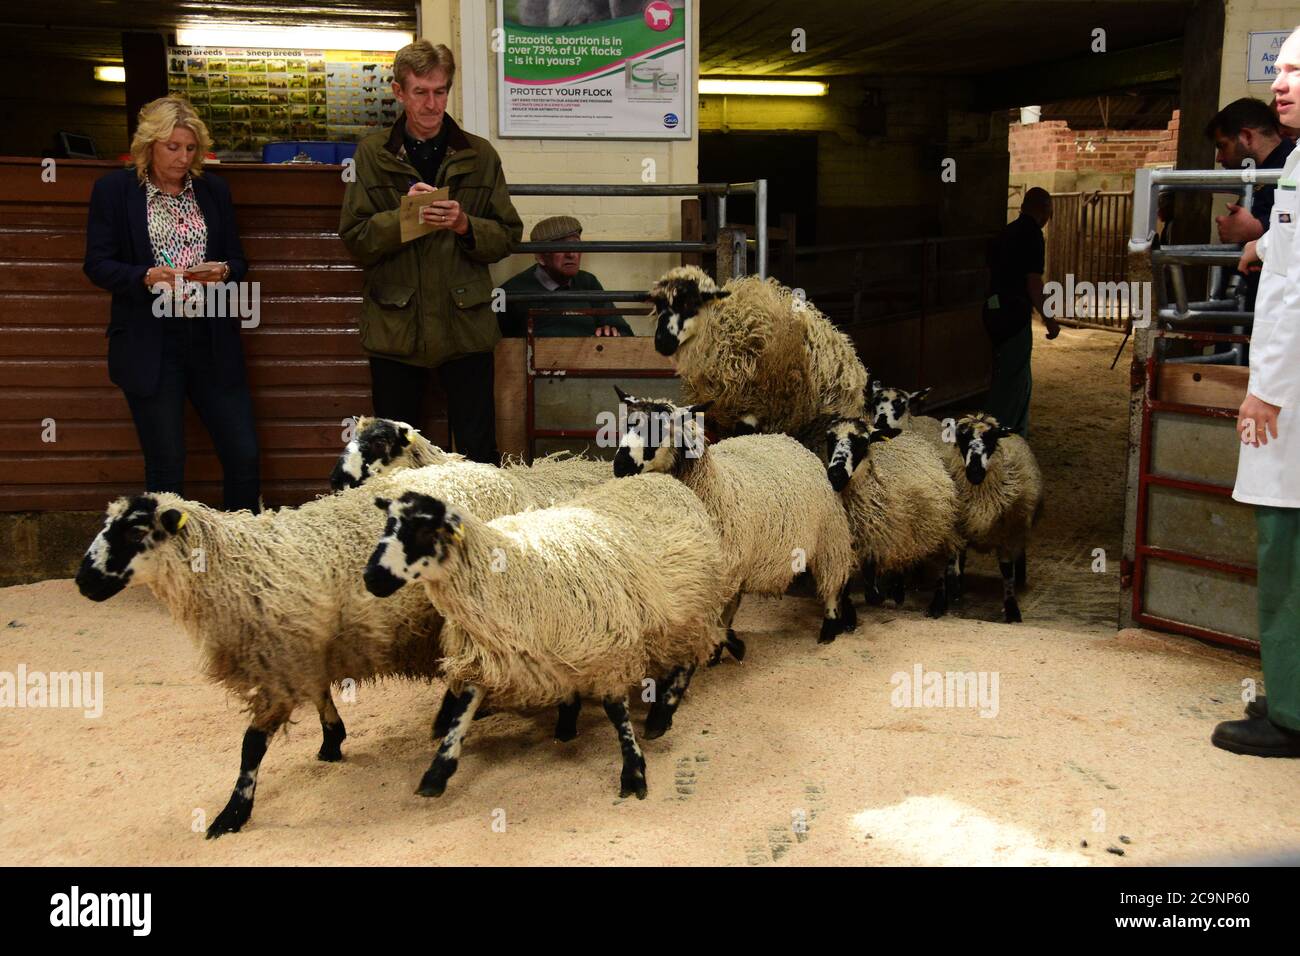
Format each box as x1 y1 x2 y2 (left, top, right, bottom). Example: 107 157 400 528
613 385 633 405
871 426 902 442
444 512 465 544
160 509 188 535
869 378 884 397
909 386 932 407
374 496 391 512
687 400 714 416
988 427 1012 441
701 289 729 303
395 427 412 448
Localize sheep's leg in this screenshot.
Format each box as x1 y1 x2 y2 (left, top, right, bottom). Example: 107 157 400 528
206 720 281 839
708 592 745 666
644 664 696 739
945 550 964 605
432 688 461 739
1015 550 1027 588
417 684 483 798
604 696 647 799
999 553 1022 623
316 690 346 762
862 559 885 605
554 694 581 742
926 573 949 619
887 571 906 607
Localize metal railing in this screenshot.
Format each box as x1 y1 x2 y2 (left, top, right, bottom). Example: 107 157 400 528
1128 167 1278 364
1047 191 1133 329
508 181 768 293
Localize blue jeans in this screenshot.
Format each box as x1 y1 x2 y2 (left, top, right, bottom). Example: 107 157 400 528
123 318 261 512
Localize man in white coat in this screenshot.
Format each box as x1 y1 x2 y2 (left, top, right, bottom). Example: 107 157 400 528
1213 27 1300 758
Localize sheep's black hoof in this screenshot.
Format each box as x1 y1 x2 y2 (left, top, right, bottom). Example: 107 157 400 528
206 797 251 839
619 758 648 800
707 644 724 667
889 577 906 607
643 702 672 739
416 760 456 798
553 707 579 743
945 573 963 605
926 591 947 619
317 743 343 762
724 630 746 661
863 586 885 606
1003 599 1022 624
818 617 842 644
839 594 858 633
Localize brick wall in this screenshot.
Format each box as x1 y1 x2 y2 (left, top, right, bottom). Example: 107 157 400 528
1009 116 1176 175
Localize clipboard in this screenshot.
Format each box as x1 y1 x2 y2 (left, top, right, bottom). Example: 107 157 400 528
399 186 452 242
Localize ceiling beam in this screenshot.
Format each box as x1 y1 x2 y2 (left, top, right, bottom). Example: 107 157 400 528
973 38 1183 109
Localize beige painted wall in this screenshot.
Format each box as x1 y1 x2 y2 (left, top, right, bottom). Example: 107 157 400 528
1219 0 1300 107
421 0 699 297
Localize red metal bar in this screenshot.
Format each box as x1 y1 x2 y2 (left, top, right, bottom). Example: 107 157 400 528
1136 544 1257 579
1148 399 1240 420
1144 473 1235 497
1135 611 1259 653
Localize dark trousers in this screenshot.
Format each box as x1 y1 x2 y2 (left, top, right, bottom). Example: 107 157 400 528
369 352 500 464
123 319 261 512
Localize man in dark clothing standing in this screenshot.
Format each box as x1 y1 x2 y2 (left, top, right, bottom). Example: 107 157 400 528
982 187 1061 436
1207 97 1296 309
500 216 633 338
339 40 522 464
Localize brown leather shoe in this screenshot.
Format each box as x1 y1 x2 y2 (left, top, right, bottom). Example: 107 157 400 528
1245 695 1268 720
1212 716 1300 758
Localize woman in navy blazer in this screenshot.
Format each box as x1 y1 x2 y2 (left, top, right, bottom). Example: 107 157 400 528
84 96 260 512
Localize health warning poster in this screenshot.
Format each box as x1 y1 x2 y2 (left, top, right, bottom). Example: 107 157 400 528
497 0 692 140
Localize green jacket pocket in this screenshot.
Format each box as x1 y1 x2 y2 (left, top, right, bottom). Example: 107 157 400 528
360 283 418 357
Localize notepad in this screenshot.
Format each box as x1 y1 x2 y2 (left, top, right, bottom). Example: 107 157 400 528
399 187 452 243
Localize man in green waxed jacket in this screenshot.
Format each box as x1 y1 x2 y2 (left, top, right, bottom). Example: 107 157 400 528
339 39 522 464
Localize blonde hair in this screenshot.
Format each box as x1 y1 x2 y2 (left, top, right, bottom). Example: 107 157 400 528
393 40 456 89
130 96 213 183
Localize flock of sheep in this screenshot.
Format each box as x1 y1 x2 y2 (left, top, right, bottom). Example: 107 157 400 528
73 265 1043 838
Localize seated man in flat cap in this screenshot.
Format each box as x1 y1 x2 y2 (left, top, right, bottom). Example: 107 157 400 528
499 215 633 338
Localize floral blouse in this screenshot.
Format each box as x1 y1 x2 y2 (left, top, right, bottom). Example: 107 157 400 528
145 175 207 270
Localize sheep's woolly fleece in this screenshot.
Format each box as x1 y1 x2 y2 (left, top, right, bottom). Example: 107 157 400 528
347 416 612 502
123 456 613 726
655 419 855 612
945 417 1044 554
656 266 868 433
842 431 961 573
423 473 729 710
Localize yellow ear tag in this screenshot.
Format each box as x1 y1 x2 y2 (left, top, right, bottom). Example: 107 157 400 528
175 512 189 531
450 525 464 544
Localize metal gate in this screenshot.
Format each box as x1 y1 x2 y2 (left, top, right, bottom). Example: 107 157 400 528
1047 190 1133 330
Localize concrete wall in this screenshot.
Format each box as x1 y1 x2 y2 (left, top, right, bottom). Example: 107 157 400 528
1219 0 1300 107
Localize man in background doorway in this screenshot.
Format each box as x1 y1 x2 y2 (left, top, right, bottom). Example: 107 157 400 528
982 187 1060 436
500 216 633 338
1207 97 1295 310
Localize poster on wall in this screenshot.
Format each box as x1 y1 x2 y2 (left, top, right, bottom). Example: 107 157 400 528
166 47 398 156
497 0 692 140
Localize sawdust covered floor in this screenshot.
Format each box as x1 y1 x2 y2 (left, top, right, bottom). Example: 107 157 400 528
2 326 1292 866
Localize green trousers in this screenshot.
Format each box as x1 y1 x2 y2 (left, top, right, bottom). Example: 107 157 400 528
1257 506 1300 731
986 322 1033 436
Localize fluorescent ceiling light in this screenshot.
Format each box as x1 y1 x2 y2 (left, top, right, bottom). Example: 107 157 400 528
176 25 414 51
700 78 828 97
94 65 125 83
